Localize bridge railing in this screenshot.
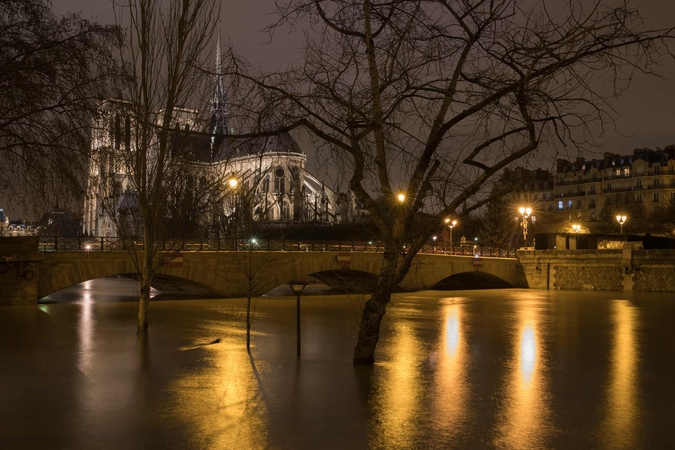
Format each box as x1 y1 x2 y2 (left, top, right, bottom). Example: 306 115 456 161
38 236 516 258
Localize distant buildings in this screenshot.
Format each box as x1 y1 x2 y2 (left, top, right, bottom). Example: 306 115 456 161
503 146 675 224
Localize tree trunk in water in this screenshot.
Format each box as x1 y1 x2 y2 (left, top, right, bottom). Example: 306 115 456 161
137 282 150 331
137 244 153 331
353 248 399 365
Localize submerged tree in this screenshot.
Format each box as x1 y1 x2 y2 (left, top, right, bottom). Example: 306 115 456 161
103 0 221 330
221 0 674 365
0 0 118 212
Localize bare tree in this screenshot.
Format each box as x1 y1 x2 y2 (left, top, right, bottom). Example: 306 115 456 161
104 0 220 330
0 0 119 213
223 0 673 364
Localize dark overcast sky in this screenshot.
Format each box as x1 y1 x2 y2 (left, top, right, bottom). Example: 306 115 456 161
51 0 675 156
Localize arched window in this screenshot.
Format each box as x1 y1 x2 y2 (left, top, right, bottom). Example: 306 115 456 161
282 201 290 220
274 167 285 193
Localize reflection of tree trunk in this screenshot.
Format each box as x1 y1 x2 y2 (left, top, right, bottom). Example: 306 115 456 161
246 295 252 353
353 246 399 365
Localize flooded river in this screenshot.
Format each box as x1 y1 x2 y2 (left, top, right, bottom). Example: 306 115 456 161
1 283 674 449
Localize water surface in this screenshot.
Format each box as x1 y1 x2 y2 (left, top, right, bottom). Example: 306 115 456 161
1 288 674 449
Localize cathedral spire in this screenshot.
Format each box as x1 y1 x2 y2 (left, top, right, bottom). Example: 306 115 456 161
210 20 228 155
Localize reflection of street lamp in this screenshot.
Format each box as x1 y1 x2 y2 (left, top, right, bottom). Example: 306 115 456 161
288 280 310 357
572 224 581 233
445 218 457 254
432 235 437 253
616 215 627 234
519 206 532 247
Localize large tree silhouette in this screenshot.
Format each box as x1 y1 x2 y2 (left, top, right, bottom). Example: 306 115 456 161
224 0 672 364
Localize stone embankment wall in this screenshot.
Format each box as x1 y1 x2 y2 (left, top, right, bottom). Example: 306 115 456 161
519 246 675 292
0 237 40 305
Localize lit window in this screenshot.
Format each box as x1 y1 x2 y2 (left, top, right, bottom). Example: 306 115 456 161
558 201 564 210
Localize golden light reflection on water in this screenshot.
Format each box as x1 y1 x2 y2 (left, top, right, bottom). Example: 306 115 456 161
431 301 468 440
169 337 269 449
496 300 549 449
601 301 639 449
371 322 423 449
77 291 95 374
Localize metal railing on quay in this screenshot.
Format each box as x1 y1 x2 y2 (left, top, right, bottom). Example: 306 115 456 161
38 236 516 258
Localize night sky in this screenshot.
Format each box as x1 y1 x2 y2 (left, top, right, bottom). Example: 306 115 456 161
50 0 675 154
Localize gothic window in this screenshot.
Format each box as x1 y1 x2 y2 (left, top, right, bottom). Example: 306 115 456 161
114 115 121 150
282 201 290 220
274 168 285 193
263 177 269 193
125 116 131 151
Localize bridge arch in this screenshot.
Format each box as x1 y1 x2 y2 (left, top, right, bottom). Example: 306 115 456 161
430 271 515 290
37 251 525 301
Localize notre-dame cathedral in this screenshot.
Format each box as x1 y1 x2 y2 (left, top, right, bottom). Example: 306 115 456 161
82 28 364 237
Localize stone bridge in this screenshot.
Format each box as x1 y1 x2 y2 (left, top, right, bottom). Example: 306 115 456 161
1 245 525 305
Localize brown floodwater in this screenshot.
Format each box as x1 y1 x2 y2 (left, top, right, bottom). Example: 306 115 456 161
1 283 674 449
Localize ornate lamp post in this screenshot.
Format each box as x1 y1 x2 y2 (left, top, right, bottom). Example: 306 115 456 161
616 215 627 234
288 280 310 357
519 206 532 247
444 218 457 254
228 177 238 250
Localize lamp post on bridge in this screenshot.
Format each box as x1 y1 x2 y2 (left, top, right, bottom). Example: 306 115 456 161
444 218 457 254
228 177 238 250
616 214 627 234
519 206 532 248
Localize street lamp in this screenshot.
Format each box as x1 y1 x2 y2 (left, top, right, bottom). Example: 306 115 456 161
397 193 405 203
616 215 627 234
288 280 310 357
228 177 239 250
572 224 581 233
445 218 457 254
519 206 532 247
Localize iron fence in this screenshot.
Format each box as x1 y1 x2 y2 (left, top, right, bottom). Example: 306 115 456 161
38 236 517 258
